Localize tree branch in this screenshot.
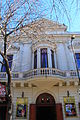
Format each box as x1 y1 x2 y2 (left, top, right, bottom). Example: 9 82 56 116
0 61 4 65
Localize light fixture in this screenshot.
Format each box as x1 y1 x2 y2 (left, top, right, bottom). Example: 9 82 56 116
71 35 75 40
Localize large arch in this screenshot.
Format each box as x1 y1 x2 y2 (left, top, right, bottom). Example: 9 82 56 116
30 92 63 120
36 93 57 120
36 93 55 105
33 89 57 103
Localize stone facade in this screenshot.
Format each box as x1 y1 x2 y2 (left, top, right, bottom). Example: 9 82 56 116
0 18 80 120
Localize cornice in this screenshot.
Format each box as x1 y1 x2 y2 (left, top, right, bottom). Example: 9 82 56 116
67 40 80 50
32 40 56 51
7 45 20 54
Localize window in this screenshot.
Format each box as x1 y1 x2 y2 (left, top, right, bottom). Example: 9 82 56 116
75 53 80 69
1 55 13 72
51 50 55 68
34 50 37 69
41 48 48 68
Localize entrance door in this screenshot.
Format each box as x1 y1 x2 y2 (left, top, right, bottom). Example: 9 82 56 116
36 93 57 120
0 106 7 120
37 105 56 120
30 93 63 120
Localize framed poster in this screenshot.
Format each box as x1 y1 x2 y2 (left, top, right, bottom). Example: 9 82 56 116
0 82 6 97
64 96 77 117
16 98 28 118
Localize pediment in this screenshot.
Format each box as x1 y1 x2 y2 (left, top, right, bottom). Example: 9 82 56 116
31 18 67 31
21 18 67 36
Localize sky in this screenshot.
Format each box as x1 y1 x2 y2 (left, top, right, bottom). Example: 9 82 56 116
1 0 80 33
63 7 80 32
41 0 80 32
68 13 80 32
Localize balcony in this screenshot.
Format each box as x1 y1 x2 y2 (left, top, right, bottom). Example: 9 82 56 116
0 68 79 81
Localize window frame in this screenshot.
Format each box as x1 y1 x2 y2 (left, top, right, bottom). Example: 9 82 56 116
1 54 13 72
75 53 80 70
41 48 48 68
51 50 55 68
34 50 37 69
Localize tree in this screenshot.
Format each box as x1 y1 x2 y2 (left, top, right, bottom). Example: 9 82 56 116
0 0 79 120
0 0 44 120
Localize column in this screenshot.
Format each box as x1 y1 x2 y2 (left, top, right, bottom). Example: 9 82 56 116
0 54 3 71
32 51 34 69
47 48 52 68
56 43 68 70
12 53 17 71
37 48 40 68
54 50 57 68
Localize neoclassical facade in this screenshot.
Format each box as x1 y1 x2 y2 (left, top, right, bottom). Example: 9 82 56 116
0 18 80 120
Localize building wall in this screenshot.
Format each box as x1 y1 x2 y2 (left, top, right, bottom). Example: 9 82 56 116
12 84 79 120
11 40 79 72
0 19 80 120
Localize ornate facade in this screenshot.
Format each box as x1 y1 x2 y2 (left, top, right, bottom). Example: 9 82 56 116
0 18 80 120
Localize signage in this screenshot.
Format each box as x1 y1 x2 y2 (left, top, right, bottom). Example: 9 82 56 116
64 96 77 117
16 98 28 118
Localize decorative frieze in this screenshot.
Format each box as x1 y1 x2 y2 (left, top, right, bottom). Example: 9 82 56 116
66 81 70 86
21 82 24 87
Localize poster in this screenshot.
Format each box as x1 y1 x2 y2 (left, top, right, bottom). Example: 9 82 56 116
16 98 28 118
0 83 6 97
64 96 77 117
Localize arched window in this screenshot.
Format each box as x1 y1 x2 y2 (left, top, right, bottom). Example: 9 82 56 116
36 93 55 105
41 48 48 68
34 50 37 69
33 48 55 69
1 55 13 72
51 50 55 68
75 53 80 69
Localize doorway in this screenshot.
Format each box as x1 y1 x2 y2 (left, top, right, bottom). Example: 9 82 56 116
0 106 7 120
36 93 57 120
30 93 63 120
37 105 56 120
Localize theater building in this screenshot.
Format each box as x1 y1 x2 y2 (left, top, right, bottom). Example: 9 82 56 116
0 18 80 120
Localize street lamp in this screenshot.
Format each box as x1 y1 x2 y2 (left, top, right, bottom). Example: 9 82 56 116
71 35 80 118
71 35 80 84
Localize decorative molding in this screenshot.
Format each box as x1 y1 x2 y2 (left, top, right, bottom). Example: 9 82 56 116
21 82 24 87
74 81 78 86
28 83 32 88
68 41 80 50
32 40 57 52
59 82 62 86
66 81 70 86
13 82 16 87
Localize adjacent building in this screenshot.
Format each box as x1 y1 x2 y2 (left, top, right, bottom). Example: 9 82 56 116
0 18 80 120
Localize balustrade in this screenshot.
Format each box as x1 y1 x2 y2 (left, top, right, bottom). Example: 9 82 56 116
0 68 79 81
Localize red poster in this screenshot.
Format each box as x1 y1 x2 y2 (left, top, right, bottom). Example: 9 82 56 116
0 83 6 97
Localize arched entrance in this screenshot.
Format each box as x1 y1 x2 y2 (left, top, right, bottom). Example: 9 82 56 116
36 93 57 120
30 93 63 120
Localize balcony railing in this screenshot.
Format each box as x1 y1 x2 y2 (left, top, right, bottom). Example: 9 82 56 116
0 68 79 81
